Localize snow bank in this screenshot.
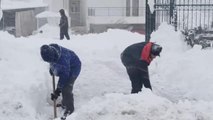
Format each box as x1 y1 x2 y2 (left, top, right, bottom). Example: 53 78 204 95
68 89 213 120
150 23 213 102
1 23 213 120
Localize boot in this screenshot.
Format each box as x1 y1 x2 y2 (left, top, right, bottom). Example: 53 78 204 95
61 110 71 120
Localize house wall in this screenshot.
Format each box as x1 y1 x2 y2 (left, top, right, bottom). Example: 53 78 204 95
87 0 125 7
85 0 146 33
81 0 87 26
44 0 69 14
85 0 145 17
44 0 62 12
44 0 146 33
44 0 69 15
43 0 70 26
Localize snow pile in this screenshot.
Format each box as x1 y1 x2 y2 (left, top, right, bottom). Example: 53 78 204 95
148 0 155 13
1 23 213 120
68 89 213 120
150 23 213 102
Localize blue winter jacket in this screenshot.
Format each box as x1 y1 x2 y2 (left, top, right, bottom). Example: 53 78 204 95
49 44 81 89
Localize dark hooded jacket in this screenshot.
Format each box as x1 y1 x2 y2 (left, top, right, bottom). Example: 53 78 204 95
121 42 153 86
121 42 153 67
59 9 69 31
41 44 81 90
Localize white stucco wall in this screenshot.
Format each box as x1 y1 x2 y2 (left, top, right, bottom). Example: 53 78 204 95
86 0 145 17
43 0 70 26
84 0 146 32
88 16 145 24
86 0 145 24
87 0 125 7
140 0 146 8
81 0 87 26
43 0 69 13
87 0 145 8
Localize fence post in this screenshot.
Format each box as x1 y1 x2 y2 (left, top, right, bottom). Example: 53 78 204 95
170 0 177 31
145 0 156 42
173 9 177 31
170 0 174 24
145 0 151 42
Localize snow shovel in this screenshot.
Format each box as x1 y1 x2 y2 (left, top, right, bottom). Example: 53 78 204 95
52 75 57 118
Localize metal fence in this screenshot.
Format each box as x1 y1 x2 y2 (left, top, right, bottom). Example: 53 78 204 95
146 0 213 41
176 0 213 30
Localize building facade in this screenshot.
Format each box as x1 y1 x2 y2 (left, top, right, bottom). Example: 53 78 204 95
45 0 146 34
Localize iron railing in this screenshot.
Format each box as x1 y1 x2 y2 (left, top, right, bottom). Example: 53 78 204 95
146 0 213 41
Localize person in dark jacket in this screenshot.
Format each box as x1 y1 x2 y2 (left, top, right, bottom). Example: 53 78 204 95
40 43 81 117
121 42 162 93
59 9 70 40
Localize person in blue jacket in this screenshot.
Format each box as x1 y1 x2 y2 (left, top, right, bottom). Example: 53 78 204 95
40 43 81 117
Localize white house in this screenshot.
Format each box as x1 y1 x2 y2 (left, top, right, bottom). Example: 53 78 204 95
44 0 146 34
86 0 146 34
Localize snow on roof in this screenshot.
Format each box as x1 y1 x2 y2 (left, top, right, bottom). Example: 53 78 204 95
1 0 48 10
36 11 60 18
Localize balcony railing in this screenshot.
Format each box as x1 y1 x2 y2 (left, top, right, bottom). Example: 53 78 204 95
88 7 145 17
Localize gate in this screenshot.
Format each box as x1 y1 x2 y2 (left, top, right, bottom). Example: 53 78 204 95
146 0 213 41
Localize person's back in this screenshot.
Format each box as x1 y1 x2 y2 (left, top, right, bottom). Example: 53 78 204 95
50 44 80 67
48 44 81 87
120 41 162 93
121 42 148 67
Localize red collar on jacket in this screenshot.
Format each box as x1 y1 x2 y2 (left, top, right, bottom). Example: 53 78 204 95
141 42 153 64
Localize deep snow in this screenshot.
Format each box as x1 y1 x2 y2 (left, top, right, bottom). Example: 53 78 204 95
0 23 213 120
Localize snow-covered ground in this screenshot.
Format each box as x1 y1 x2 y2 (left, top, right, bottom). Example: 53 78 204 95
0 23 213 120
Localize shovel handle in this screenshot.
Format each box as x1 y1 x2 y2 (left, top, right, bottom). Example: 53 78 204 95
52 75 57 118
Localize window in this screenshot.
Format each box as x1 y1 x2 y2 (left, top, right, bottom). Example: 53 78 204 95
70 1 80 13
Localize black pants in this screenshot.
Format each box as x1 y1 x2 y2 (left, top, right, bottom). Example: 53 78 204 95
60 29 70 40
126 67 152 93
61 77 76 114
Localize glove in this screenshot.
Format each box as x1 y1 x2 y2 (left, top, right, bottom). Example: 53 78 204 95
49 69 53 76
51 88 61 100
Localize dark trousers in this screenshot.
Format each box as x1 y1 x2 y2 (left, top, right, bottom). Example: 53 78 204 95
60 29 70 40
61 78 76 114
126 67 151 94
